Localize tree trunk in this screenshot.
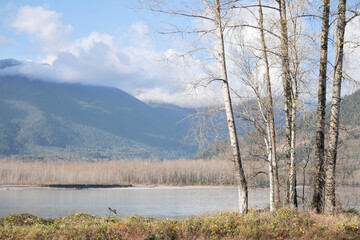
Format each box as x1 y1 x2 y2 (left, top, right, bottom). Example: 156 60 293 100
214 0 248 214
265 121 275 211
258 0 281 209
289 97 297 207
324 0 346 214
312 0 331 213
278 0 295 207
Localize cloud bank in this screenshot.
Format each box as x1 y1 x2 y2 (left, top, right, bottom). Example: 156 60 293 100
2 4 359 108
3 5 217 107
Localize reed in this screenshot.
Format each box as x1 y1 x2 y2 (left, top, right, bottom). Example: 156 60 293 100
0 159 243 186
2 158 357 187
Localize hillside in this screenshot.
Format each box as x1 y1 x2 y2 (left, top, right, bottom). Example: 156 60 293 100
0 60 195 160
195 89 360 185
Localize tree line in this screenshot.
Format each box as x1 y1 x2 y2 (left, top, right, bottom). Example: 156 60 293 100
0 159 263 186
140 0 359 214
2 158 359 187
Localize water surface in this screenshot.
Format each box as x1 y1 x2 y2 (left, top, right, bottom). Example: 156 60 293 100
0 186 358 219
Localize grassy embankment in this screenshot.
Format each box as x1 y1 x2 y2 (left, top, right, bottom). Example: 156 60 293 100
1 208 359 239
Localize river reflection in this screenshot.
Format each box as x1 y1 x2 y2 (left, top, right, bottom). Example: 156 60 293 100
0 186 358 218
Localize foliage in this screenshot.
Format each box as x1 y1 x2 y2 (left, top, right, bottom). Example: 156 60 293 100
0 208 359 239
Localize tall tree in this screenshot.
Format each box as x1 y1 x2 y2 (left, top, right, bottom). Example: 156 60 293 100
324 0 347 214
141 0 249 213
257 0 281 210
212 0 248 213
278 0 297 207
312 0 331 213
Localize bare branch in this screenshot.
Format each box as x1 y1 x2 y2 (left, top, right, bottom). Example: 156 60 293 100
228 24 281 39
147 6 214 21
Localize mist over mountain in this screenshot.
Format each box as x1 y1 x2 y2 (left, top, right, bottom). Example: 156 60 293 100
0 60 196 160
0 59 22 69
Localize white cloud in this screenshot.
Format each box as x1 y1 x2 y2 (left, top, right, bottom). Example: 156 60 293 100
37 54 57 65
343 17 360 95
6 4 287 108
11 5 73 51
134 87 182 105
68 32 115 56
128 22 152 48
3 2 360 109
1 27 210 107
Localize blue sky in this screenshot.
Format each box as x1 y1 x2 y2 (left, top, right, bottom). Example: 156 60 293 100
0 1 206 106
0 1 189 60
0 1 359 106
0 1 167 59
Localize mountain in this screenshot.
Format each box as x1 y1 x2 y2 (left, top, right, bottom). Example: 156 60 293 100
0 64 196 160
0 59 22 69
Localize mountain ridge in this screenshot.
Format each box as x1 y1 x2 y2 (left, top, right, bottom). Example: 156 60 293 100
0 71 195 160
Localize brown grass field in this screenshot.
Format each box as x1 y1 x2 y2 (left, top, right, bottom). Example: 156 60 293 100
1 208 359 239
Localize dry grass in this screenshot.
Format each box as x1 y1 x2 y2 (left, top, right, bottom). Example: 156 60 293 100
0 208 359 239
0 159 244 186
1 158 357 188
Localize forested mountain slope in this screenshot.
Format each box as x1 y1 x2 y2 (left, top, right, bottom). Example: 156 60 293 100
0 61 195 160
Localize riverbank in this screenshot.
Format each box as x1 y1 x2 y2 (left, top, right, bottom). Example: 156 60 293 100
0 184 237 189
1 208 359 239
40 184 134 189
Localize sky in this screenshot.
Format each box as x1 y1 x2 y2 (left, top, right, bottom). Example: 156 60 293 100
0 0 212 107
0 0 359 107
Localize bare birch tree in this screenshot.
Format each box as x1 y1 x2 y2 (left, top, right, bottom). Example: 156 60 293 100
258 0 281 210
278 0 297 208
212 0 248 213
232 0 312 209
230 51 279 211
324 0 347 214
228 0 282 211
140 0 249 213
312 0 331 214
230 0 282 210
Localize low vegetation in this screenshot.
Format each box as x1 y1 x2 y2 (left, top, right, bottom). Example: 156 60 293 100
2 158 359 187
1 208 359 239
0 159 262 186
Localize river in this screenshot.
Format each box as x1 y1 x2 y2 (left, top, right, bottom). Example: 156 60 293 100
0 185 359 218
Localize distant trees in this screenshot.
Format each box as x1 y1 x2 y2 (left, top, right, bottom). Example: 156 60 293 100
0 159 253 186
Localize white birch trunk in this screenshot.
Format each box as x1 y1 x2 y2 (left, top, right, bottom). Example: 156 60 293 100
213 0 248 214
265 121 275 211
289 101 297 207
258 0 280 209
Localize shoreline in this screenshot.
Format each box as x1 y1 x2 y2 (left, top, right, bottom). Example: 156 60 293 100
40 184 134 189
0 184 239 190
1 183 359 190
